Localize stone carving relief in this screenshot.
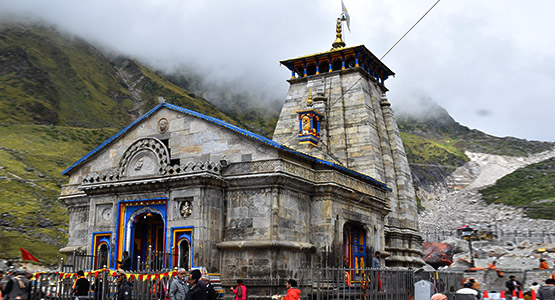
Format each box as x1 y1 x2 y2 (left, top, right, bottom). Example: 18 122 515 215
179 200 193 218
158 118 169 133
118 138 170 178
127 150 158 177
95 204 113 225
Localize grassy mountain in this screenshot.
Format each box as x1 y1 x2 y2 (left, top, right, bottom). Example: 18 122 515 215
0 124 117 264
0 22 553 264
396 100 554 192
479 157 555 219
0 23 275 265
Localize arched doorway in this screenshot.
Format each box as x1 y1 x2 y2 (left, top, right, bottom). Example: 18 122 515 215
131 211 165 270
96 243 108 269
178 239 190 270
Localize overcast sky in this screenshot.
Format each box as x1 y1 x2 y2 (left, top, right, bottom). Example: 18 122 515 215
2 0 554 142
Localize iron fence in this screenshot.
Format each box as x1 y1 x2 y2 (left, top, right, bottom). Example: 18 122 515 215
294 267 463 300
62 248 177 273
30 268 462 300
29 269 225 300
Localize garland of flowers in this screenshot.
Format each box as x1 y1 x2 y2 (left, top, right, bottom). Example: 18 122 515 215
31 269 180 281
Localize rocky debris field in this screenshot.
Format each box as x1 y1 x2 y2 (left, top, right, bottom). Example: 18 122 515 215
418 149 555 270
419 149 555 234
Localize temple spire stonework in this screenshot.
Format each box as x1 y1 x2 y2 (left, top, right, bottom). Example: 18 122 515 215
274 24 423 267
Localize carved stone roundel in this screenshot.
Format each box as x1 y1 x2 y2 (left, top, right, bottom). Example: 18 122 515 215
101 208 112 221
118 138 170 177
158 118 169 133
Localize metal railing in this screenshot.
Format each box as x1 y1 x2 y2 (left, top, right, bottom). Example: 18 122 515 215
29 270 225 300
294 267 463 300
61 247 177 273
135 247 176 272
30 268 462 300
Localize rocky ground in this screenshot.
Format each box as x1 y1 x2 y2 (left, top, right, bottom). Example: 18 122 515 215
418 149 555 270
419 149 555 233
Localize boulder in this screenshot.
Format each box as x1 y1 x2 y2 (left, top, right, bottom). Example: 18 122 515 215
422 242 454 269
518 240 531 249
443 237 468 254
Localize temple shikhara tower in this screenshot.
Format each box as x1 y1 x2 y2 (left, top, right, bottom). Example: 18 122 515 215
58 16 423 295
273 19 423 267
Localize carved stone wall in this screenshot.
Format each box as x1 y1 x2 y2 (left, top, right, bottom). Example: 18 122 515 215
273 67 424 267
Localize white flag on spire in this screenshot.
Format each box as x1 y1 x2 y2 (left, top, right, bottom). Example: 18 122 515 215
341 0 351 32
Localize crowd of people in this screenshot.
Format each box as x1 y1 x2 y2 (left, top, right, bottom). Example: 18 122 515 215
0 265 302 300
431 272 555 300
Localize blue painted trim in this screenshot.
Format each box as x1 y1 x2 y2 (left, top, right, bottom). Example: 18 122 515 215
91 231 112 270
170 226 195 268
62 103 391 191
62 104 164 175
115 197 168 270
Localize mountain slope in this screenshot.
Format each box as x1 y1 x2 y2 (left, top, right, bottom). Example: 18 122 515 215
480 157 555 219
396 98 554 199
0 124 117 264
0 22 553 265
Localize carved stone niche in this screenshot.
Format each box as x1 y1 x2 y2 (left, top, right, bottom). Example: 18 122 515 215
176 197 193 219
96 203 113 225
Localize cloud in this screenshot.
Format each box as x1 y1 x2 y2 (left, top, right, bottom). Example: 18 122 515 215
1 0 554 141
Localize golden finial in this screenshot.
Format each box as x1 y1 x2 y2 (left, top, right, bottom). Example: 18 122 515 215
332 18 345 49
307 89 313 106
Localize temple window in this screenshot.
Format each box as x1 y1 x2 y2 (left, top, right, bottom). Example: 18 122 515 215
306 63 317 76
319 61 329 73
332 58 342 71
295 66 304 78
345 56 356 69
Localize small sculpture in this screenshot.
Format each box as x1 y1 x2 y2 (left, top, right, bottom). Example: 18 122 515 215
180 201 192 218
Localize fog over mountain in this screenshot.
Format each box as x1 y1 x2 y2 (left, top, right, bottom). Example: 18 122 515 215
1 0 554 141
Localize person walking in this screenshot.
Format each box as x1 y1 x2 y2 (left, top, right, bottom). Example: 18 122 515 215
2 270 30 300
506 275 522 294
115 269 132 300
538 278 555 300
169 269 189 300
467 278 481 291
283 279 300 300
456 282 480 300
203 277 217 300
186 274 205 300
72 270 90 300
231 280 246 300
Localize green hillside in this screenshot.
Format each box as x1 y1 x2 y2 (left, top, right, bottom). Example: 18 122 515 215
0 124 116 264
480 158 555 219
0 22 553 265
0 23 134 128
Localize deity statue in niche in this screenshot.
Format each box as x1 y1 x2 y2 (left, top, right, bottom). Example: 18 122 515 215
302 115 311 135
180 201 192 218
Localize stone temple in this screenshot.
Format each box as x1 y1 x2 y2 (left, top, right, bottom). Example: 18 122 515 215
59 19 423 293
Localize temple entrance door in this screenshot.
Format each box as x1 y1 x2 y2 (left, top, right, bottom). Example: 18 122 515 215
96 243 108 269
178 239 190 270
131 211 165 270
343 223 367 280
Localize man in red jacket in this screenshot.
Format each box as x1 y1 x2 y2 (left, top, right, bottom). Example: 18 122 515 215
284 279 301 300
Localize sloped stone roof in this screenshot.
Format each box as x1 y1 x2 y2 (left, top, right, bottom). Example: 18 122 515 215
62 102 391 191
